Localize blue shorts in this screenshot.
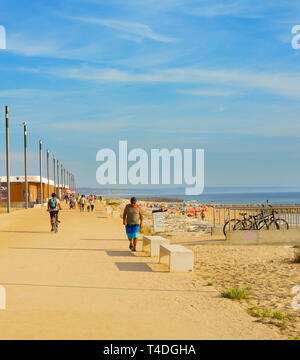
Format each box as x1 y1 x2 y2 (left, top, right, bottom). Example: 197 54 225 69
126 225 139 239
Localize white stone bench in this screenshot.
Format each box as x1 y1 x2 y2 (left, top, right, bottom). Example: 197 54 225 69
159 244 194 272
112 210 120 218
106 206 112 214
143 236 170 256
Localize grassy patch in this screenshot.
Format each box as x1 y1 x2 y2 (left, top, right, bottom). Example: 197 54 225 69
107 202 120 206
247 306 273 318
221 286 251 300
272 311 286 320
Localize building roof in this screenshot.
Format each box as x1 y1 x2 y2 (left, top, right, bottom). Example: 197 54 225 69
0 176 69 188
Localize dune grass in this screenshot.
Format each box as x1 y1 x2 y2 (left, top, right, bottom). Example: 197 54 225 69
221 286 251 300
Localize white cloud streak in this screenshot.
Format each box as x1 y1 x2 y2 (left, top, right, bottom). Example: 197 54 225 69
21 65 300 99
66 16 177 43
179 89 237 97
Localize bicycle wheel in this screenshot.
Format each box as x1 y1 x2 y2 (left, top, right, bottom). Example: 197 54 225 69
223 219 240 236
275 219 289 230
54 216 58 233
266 220 277 230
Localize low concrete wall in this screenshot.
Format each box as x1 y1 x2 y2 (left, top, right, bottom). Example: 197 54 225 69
226 229 300 246
211 226 223 236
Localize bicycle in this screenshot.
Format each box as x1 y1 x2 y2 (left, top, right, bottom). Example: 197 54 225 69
223 210 289 235
223 213 252 236
256 210 289 231
53 213 59 233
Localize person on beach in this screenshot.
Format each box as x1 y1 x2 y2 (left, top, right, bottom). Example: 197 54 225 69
89 196 95 212
79 195 86 212
152 205 167 213
123 197 143 252
47 192 62 232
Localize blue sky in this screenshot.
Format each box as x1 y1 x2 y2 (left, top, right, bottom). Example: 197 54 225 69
1 0 300 188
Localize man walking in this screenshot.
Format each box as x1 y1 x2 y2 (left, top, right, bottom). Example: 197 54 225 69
123 197 143 252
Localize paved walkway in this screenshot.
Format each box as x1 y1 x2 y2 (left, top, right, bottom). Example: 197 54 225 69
0 204 279 339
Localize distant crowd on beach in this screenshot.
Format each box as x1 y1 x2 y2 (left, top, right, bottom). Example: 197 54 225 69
62 193 102 212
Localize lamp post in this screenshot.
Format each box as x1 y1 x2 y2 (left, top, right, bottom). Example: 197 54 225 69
61 164 64 191
39 140 43 204
5 106 10 213
23 122 28 209
53 155 56 196
57 160 60 199
47 150 50 201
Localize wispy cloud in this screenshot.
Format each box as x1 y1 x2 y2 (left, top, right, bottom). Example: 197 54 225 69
47 118 134 133
21 65 300 99
66 16 177 43
0 89 38 97
179 89 237 97
0 88 87 98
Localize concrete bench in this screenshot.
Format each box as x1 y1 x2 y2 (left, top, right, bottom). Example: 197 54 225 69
106 206 112 214
159 244 194 272
112 211 120 218
143 236 170 256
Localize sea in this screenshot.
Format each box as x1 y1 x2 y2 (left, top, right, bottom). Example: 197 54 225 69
77 186 300 205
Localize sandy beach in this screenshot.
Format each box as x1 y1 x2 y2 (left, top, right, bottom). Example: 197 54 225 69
0 200 282 340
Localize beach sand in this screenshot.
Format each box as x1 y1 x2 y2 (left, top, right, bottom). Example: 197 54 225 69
192 243 300 339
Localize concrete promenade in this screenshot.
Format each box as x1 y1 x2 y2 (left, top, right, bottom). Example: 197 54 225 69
0 204 279 339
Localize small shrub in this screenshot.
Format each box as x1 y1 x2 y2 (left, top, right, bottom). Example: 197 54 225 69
207 283 213 286
277 321 287 328
221 286 251 300
272 311 286 320
247 306 272 318
261 309 272 318
247 306 261 317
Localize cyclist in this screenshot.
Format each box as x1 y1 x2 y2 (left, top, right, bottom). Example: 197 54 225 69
47 192 62 232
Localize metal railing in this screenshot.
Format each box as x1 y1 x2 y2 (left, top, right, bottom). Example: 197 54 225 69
207 204 300 234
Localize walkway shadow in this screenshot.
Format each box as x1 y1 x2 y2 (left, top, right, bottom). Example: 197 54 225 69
9 248 133 254
106 251 133 257
115 262 152 272
0 230 49 234
0 282 218 293
9 247 107 252
81 239 126 241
